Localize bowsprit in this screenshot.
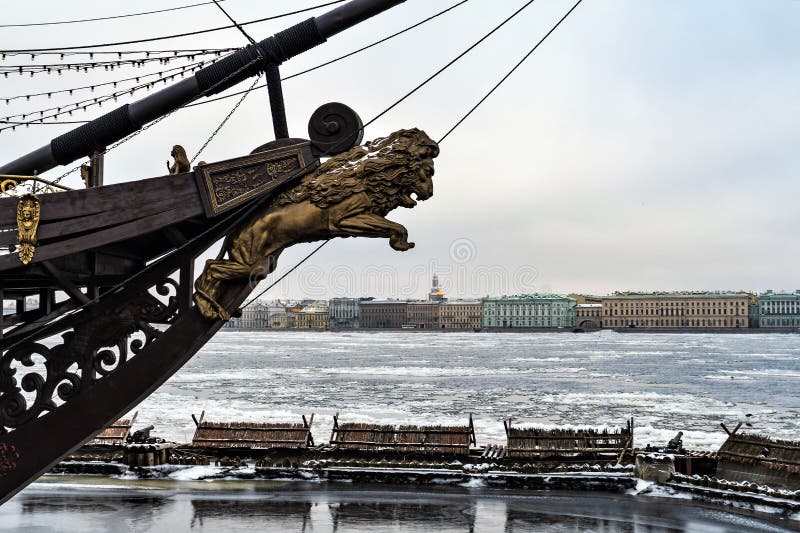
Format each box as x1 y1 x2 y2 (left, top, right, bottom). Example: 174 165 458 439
0 0 441 504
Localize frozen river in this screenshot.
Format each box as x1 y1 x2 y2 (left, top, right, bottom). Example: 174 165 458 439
128 330 800 450
4 331 800 531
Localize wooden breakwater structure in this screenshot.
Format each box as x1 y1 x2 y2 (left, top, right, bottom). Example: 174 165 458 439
717 431 800 490
329 414 476 456
504 418 634 462
85 412 138 446
189 411 315 452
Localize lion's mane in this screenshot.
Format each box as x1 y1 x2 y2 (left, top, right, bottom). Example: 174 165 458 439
272 128 439 214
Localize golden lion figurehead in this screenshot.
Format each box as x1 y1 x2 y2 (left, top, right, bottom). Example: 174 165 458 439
273 128 439 213
194 129 440 321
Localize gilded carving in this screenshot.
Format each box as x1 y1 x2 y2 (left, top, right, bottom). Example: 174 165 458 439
16 194 40 265
213 171 249 203
193 128 439 321
265 157 296 178
167 145 191 175
79 164 91 188
194 144 310 217
0 178 18 195
209 157 298 206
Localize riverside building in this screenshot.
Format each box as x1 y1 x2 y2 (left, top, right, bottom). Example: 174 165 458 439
574 303 602 329
601 292 749 329
405 301 440 329
226 301 268 329
439 300 483 330
294 307 330 330
328 297 368 329
360 300 408 329
758 291 800 328
267 300 297 329
482 294 576 329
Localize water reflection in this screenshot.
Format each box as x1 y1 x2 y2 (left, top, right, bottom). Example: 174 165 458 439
2 482 795 533
328 501 476 532
191 499 313 531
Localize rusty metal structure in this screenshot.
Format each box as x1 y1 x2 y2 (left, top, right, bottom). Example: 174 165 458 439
329 414 476 455
0 0 439 504
190 411 315 450
504 418 634 461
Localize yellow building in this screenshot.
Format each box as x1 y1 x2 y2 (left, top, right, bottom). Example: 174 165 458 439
268 311 293 329
602 292 750 329
439 300 483 330
294 308 329 330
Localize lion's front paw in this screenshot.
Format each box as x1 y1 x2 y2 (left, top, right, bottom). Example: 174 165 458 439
390 239 415 251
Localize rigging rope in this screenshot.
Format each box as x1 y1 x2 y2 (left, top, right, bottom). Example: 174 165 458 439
0 1 228 28
241 241 331 309
1 0 347 53
439 0 584 143
211 0 258 46
242 0 586 308
185 0 469 109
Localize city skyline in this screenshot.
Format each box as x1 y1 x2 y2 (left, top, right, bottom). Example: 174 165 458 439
222 275 800 331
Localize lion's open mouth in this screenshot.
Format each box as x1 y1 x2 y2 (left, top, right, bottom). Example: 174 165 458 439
400 192 418 207
400 187 431 208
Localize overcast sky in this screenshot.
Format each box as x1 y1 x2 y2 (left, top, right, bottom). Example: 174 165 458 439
1 0 798 300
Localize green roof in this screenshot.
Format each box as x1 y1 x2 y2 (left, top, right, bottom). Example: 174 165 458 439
483 294 575 302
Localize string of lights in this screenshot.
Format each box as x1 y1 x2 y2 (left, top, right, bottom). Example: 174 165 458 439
0 48 236 59
0 60 207 119
44 54 266 191
0 50 221 77
0 58 221 103
0 61 208 130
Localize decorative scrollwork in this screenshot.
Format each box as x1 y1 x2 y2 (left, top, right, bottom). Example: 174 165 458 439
0 281 180 431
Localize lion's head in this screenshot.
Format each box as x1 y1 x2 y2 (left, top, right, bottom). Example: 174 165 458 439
273 128 439 213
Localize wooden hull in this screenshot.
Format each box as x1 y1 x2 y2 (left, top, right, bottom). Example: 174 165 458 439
0 140 317 504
